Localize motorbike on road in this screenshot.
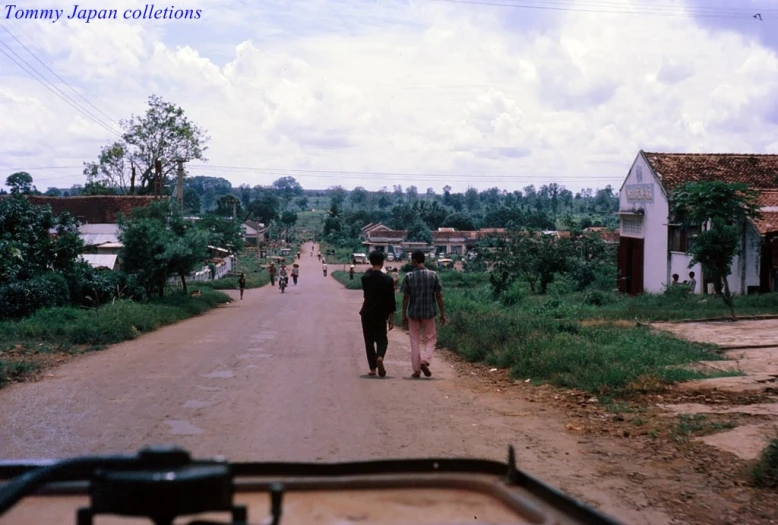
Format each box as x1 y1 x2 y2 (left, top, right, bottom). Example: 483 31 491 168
279 275 288 293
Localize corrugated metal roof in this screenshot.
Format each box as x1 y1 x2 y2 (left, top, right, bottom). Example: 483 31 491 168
79 223 120 234
79 254 118 269
81 233 120 246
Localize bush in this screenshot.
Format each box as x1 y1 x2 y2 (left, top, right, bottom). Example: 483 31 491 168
68 263 145 307
0 272 70 319
500 281 527 307
0 289 231 346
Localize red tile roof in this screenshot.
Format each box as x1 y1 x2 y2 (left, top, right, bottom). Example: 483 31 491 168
753 212 778 235
643 152 778 190
758 191 778 207
23 195 156 223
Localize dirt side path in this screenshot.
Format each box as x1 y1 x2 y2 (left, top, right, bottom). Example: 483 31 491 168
0 243 676 525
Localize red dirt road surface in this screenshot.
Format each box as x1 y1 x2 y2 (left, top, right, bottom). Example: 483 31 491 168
0 243 726 525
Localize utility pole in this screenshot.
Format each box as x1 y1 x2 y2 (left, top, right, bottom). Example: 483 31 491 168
175 158 185 214
154 160 162 199
232 197 237 219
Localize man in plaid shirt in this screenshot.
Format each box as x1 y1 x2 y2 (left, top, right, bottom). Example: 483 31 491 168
400 250 446 378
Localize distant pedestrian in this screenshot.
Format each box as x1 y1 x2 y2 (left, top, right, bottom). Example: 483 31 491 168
238 273 246 300
391 268 400 292
322 261 327 277
349 265 355 280
292 264 300 285
360 251 396 377
400 250 446 379
269 262 277 287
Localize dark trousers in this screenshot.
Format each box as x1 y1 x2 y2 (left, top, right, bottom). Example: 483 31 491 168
361 315 388 370
293 275 298 285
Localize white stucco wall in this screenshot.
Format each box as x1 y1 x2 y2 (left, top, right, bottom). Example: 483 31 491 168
727 224 762 294
619 154 669 293
670 253 702 291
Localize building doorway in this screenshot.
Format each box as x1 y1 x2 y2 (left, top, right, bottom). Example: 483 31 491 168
617 237 644 295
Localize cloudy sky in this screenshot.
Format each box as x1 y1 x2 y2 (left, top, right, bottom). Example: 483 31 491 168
1 0 776 194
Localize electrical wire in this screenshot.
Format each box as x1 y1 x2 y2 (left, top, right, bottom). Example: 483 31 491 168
0 25 122 129
0 40 123 138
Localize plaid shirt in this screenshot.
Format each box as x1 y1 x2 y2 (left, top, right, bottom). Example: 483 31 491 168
400 267 442 320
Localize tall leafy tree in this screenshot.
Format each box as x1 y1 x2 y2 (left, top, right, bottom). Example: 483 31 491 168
84 94 210 194
6 172 36 195
670 181 761 318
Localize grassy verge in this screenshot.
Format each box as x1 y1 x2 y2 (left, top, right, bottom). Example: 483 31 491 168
332 270 363 290
436 290 735 397
0 289 231 388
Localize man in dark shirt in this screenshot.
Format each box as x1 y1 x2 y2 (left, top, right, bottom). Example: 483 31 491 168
359 251 396 377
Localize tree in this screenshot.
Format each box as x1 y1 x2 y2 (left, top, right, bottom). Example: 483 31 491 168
670 181 761 318
215 194 241 217
245 189 279 224
0 194 83 283
281 210 298 227
44 187 62 196
0 195 84 318
272 176 303 211
442 212 476 231
349 186 370 208
81 180 118 195
84 94 209 194
328 185 348 207
486 230 566 295
6 172 35 194
195 214 244 252
119 200 209 297
405 218 433 244
183 187 201 214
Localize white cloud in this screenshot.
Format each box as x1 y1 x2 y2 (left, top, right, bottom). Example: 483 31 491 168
1 0 778 193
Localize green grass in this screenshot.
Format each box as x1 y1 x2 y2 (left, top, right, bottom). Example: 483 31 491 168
405 272 748 397
332 270 364 290
0 289 231 387
752 434 778 488
204 253 271 290
0 360 40 388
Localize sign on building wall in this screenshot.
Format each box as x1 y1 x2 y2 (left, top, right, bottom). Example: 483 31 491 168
625 183 654 203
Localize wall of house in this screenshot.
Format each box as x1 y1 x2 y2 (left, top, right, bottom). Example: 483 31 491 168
726 225 762 294
620 154 669 293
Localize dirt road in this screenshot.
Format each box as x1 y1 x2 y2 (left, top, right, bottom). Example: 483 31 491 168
0 243 679 525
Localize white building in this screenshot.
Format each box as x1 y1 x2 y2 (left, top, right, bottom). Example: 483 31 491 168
618 151 778 295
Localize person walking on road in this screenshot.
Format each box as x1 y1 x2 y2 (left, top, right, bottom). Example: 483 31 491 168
322 260 328 277
238 273 246 300
292 263 300 285
360 251 396 377
401 250 446 379
268 262 277 287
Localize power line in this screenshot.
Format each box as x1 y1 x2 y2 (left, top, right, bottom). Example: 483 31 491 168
0 40 123 138
0 25 122 129
188 163 624 182
428 0 770 18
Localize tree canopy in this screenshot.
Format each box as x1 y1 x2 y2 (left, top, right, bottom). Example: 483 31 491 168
84 94 210 194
